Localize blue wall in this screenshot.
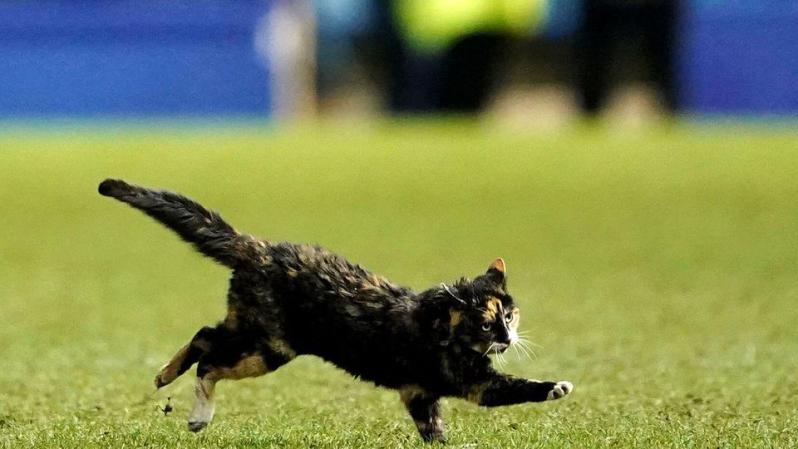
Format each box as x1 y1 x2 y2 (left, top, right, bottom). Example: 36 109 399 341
680 1 798 114
1 1 797 117
0 1 271 118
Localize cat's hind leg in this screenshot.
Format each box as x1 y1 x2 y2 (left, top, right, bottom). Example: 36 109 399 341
187 339 295 432
154 326 217 389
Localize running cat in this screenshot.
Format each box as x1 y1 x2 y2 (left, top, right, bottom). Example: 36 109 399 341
98 179 573 443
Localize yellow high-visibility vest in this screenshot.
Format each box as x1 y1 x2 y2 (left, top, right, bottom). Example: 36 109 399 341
395 0 546 54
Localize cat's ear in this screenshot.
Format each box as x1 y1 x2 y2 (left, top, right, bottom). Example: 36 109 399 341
486 258 506 286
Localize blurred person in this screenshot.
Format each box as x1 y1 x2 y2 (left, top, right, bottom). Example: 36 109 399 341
313 0 380 112
264 0 387 117
576 0 679 116
390 0 546 113
256 0 317 119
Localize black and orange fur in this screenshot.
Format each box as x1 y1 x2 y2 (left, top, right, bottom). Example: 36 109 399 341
99 179 573 443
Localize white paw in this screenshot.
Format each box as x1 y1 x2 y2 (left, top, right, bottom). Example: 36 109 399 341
547 381 573 400
187 421 209 432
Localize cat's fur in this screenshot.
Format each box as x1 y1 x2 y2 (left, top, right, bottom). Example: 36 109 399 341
98 179 573 443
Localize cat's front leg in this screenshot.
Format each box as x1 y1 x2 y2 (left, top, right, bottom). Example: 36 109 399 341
466 373 573 406
399 386 446 443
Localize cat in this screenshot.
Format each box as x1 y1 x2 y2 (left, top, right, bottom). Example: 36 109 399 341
98 179 573 443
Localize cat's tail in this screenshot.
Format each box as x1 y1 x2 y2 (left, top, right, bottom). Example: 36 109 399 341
98 179 264 269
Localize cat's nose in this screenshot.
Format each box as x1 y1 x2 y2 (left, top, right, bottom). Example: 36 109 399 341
497 329 512 346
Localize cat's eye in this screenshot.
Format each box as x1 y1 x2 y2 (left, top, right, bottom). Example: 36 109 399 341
481 323 492 332
505 314 513 323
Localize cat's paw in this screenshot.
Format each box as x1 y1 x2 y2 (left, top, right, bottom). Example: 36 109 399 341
546 381 573 400
187 421 209 432
154 363 178 389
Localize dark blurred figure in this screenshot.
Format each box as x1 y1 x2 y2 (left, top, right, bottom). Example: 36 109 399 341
577 0 679 115
370 0 406 111
371 0 512 114
387 33 508 113
437 33 509 112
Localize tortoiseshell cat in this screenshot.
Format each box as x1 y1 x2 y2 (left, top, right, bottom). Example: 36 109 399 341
99 179 573 443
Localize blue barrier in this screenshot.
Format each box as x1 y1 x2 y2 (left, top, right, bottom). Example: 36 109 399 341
0 1 271 117
680 1 798 114
1 1 796 117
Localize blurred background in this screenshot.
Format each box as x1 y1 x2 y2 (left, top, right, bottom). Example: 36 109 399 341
2 2 798 448
1 0 796 122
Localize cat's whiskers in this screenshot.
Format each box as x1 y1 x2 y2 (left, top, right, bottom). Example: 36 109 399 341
515 331 543 359
516 338 538 360
491 344 507 369
482 342 507 369
517 342 534 360
440 283 467 305
495 349 507 369
516 331 544 349
509 339 531 361
510 342 527 362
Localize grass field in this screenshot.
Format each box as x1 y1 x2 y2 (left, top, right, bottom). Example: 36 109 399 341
1 121 797 448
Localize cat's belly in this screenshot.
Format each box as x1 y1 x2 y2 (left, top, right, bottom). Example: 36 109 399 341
283 317 438 389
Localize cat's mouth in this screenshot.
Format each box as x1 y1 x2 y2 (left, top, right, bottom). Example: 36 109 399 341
474 342 510 356
492 343 510 354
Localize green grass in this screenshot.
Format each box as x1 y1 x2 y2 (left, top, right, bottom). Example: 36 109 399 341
1 121 797 448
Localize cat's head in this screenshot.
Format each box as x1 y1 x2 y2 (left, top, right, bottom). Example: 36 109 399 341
437 258 521 356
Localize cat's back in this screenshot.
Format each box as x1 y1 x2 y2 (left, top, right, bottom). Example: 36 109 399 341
264 241 411 302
